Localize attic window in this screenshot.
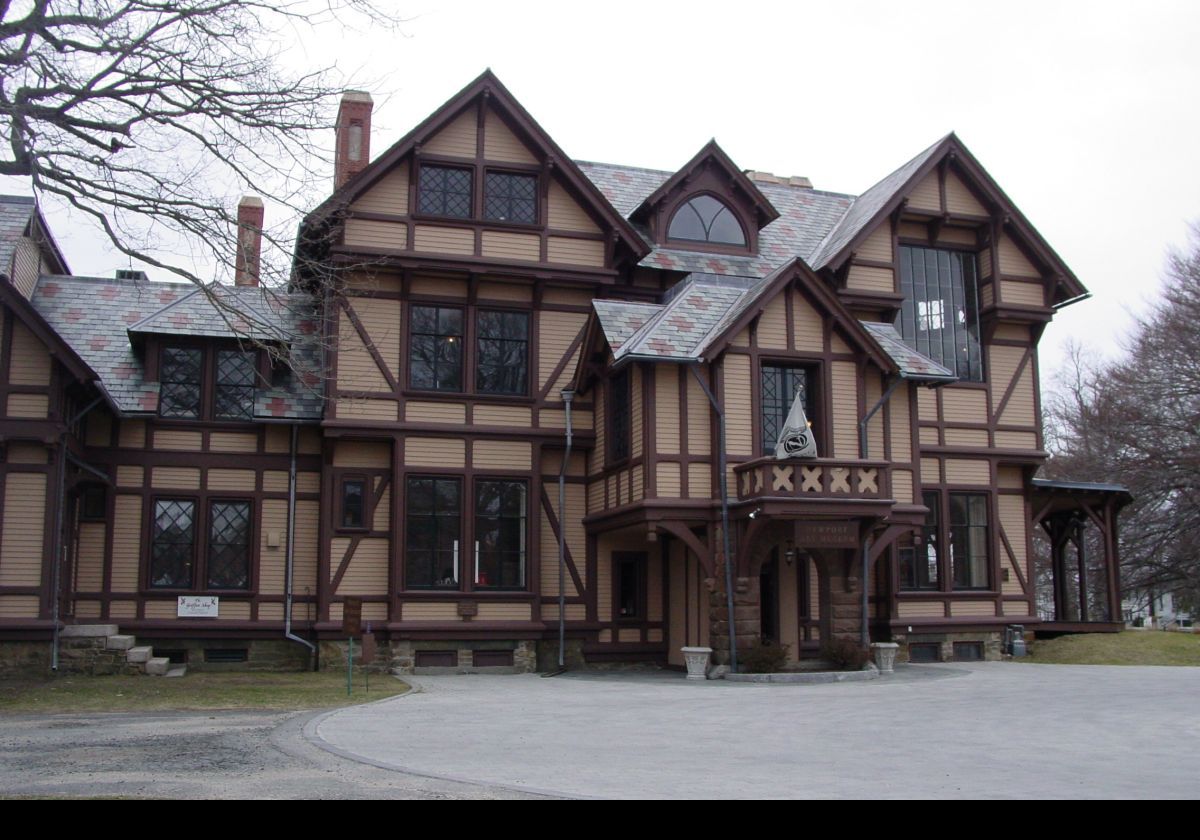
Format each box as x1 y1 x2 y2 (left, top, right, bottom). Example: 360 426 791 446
667 195 746 247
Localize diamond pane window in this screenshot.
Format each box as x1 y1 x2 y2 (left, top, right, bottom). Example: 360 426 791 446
409 305 464 391
484 172 537 224
160 348 202 418
215 350 257 420
667 195 746 246
150 499 195 588
476 310 529 395
760 365 811 456
208 501 251 589
418 165 473 219
474 480 527 589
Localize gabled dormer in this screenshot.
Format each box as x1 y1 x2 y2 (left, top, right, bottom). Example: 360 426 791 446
629 141 779 256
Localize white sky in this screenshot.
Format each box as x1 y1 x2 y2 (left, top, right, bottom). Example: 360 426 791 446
9 1 1200 384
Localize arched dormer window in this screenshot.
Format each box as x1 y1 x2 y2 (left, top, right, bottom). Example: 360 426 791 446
667 194 747 247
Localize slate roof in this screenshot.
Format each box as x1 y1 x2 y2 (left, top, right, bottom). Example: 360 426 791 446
31 275 323 420
592 300 661 354
859 322 956 382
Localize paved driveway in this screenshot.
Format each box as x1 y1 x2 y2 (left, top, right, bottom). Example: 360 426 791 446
310 663 1200 799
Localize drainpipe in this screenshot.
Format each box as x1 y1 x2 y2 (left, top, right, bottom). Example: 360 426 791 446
284 424 317 667
688 364 738 674
858 376 901 648
556 389 575 671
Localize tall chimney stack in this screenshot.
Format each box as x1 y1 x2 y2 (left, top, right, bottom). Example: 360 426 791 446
334 90 374 189
235 195 264 287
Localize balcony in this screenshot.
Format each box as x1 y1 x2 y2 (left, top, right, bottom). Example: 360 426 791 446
734 457 893 510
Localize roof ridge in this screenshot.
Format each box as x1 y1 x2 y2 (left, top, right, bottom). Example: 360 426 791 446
126 287 203 332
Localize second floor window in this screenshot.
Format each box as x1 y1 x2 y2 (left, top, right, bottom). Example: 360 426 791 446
215 350 256 420
897 246 982 381
409 305 529 397
160 347 202 418
484 171 537 224
761 364 814 456
410 305 464 391
476 310 529 395
159 345 258 421
418 165 472 219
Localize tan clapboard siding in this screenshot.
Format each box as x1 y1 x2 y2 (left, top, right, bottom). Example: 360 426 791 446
473 440 531 470
338 307 390 392
757 294 788 349
144 601 178 620
898 601 944 619
980 282 995 308
908 172 941 212
950 601 996 618
334 537 389 595
890 386 912 462
9 321 51 385
477 280 533 302
258 498 288 595
995 325 1031 344
0 473 45 586
944 428 989 447
920 457 942 483
336 398 398 421
655 365 680 454
543 287 594 306
10 238 40 298
723 355 753 456
538 310 587 390
995 430 1038 450
116 465 144 489
350 298 402 380
617 628 641 643
631 367 644 460
632 464 644 502
998 234 1039 277
919 426 939 446
344 218 408 251
207 469 256 492
1001 280 1045 307
547 181 599 233
942 388 988 423
997 467 1025 490
344 272 402 294
999 494 1029 593
259 603 284 621
351 167 410 215
481 231 540 262
858 226 893 262
484 107 537 163
847 265 895 293
656 462 681 498
414 225 475 255
893 469 915 504
0 596 39 618
74 522 106 592
153 430 203 451
296 472 319 494
74 601 102 619
898 222 928 241
791 291 822 351
406 400 466 424
688 462 712 498
423 108 477 158
944 173 987 216
731 328 750 347
109 600 136 619
6 443 45 464
404 437 465 468
474 404 532 426
592 387 605 473
477 603 533 621
410 275 468 297
7 393 48 418
831 361 858 459
372 481 391 532
865 375 884 457
539 495 582 599
990 345 1036 426
111 496 142 592
220 601 251 620
917 387 937 422
547 237 604 267
403 601 459 621
264 425 289 453
334 441 390 468
85 411 112 447
542 407 592 430
1003 602 1032 617
831 332 851 354
152 467 201 489
944 459 990 485
979 247 993 279
293 499 319 593
542 603 587 621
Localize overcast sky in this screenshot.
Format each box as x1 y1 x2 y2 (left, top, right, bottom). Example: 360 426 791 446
10 1 1200 386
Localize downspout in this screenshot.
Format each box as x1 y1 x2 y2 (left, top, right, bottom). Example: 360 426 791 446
284 423 317 666
688 364 738 674
858 376 901 648
555 389 575 672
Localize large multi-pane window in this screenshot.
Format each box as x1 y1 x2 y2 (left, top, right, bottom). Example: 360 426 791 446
160 345 259 421
900 491 941 591
950 494 990 590
149 499 252 590
418 165 473 219
405 477 462 589
760 364 813 456
409 305 464 391
207 501 252 589
897 245 982 381
215 350 256 420
159 347 202 418
483 172 537 224
476 310 529 395
150 499 196 588
409 306 529 396
474 481 527 589
899 492 990 592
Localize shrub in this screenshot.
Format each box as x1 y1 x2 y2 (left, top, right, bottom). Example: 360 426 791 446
820 637 871 671
740 638 791 673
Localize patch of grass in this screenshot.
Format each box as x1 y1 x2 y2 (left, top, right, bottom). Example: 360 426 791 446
1025 631 1200 666
0 669 408 714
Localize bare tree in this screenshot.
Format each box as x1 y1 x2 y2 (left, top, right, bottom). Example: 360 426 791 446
0 0 394 289
1044 227 1200 614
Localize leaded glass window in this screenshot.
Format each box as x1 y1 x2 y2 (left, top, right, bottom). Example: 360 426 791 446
207 501 251 589
484 171 537 224
609 368 630 463
341 478 365 529
476 310 529 395
409 305 464 391
897 246 982 381
160 347 202 418
667 195 746 246
215 350 256 420
474 480 527 589
900 491 941 591
950 493 990 590
405 477 461 589
760 365 811 456
150 499 195 588
418 165 472 219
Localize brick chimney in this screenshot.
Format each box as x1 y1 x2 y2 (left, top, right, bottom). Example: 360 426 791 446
334 90 374 189
235 195 264 287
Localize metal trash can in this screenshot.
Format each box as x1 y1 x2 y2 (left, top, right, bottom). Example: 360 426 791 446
1005 624 1027 658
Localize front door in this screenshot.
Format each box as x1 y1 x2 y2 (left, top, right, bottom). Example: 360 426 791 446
760 548 780 643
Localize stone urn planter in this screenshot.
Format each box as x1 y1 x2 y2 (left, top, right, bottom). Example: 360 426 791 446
681 646 713 681
870 642 899 674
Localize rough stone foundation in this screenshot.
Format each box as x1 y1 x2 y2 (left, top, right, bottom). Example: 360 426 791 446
892 631 1004 663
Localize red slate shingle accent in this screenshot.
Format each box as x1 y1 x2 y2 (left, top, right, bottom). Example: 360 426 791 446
40 282 60 297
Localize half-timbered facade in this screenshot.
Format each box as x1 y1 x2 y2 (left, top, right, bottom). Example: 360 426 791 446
0 71 1128 673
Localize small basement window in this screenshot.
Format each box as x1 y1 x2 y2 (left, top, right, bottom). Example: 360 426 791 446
953 642 984 662
908 643 941 663
204 648 249 663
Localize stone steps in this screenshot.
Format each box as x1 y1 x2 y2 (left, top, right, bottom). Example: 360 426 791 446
60 625 183 678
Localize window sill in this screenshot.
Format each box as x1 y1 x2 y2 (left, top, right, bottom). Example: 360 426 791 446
402 389 534 405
